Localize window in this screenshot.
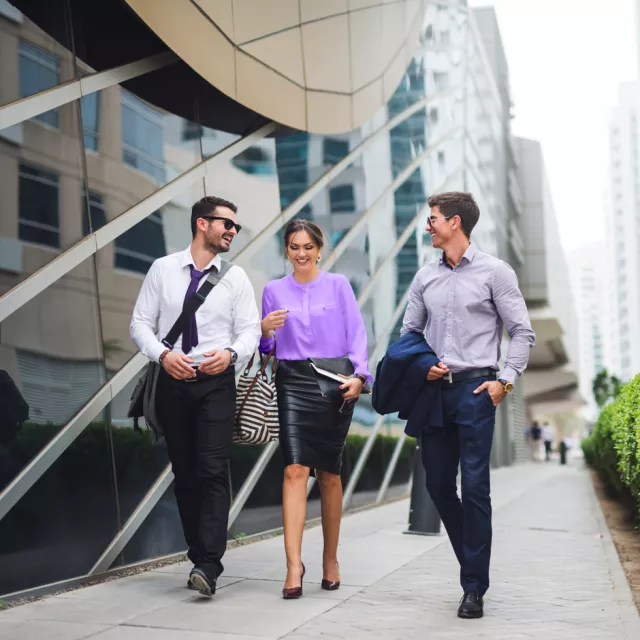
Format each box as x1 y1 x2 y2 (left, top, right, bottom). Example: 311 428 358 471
16 351 104 425
182 121 203 141
433 72 448 90
19 164 59 247
437 151 445 166
232 146 275 175
275 132 311 215
81 92 100 151
82 191 107 236
323 138 349 165
331 229 348 246
349 278 361 299
115 211 166 274
19 41 60 127
329 185 356 213
121 91 165 183
429 107 438 125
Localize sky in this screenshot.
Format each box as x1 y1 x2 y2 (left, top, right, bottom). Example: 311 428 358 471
468 0 637 253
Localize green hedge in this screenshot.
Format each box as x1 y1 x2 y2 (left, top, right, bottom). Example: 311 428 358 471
582 374 640 509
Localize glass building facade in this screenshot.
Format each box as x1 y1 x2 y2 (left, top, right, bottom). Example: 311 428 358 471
0 0 527 598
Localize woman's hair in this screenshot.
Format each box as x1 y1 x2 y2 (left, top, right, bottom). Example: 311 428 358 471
283 219 324 250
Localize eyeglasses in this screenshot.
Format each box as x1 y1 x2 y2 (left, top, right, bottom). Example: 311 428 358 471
201 216 242 233
426 215 454 227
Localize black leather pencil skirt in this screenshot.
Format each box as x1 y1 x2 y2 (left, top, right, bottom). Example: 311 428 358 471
275 359 354 476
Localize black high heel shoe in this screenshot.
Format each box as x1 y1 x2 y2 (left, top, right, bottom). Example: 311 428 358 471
322 561 340 591
282 563 306 599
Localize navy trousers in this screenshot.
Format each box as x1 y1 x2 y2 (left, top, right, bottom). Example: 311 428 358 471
421 375 496 596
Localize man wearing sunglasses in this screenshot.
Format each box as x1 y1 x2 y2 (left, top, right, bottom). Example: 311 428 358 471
130 196 260 597
401 192 535 619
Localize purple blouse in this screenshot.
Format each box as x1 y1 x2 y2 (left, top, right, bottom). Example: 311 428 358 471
259 271 372 382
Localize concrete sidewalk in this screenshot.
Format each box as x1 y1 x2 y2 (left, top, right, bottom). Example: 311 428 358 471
1 462 638 639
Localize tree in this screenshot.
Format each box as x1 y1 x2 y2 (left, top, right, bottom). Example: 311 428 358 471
593 369 623 408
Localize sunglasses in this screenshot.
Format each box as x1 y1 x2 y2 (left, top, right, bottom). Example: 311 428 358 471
201 216 242 233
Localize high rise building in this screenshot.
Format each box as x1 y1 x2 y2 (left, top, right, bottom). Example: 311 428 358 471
605 83 640 382
570 244 606 421
515 137 583 440
0 0 531 597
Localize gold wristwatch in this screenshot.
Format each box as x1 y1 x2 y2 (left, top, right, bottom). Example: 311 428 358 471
498 378 513 393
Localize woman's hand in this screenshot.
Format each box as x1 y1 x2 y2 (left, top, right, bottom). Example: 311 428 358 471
261 309 288 337
339 376 365 401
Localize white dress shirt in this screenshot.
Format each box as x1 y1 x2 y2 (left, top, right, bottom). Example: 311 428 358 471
130 247 261 367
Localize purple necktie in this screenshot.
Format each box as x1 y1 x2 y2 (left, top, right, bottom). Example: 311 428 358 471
181 265 210 354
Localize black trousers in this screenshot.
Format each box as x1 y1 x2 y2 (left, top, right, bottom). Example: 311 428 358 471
156 367 236 581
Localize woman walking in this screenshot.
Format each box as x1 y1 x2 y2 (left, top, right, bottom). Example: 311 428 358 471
260 220 371 599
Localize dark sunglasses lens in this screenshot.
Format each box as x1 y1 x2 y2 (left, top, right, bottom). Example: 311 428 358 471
223 219 241 233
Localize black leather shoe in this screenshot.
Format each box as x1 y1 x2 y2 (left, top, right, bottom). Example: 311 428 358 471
189 568 216 597
458 591 484 619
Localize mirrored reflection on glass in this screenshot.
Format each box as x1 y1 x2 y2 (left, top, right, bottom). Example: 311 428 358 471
118 478 182 567
203 131 285 289
0 92 87 272
227 446 285 540
0 1 74 112
0 258 105 494
343 424 414 508
0 419 117 595
80 83 204 237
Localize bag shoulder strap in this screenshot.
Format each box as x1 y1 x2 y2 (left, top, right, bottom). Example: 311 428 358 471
162 260 233 349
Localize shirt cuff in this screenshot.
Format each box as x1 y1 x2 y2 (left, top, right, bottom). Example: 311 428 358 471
149 341 167 364
259 335 275 354
355 369 374 385
499 366 518 384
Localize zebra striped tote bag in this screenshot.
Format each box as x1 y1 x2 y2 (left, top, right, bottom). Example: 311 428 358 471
234 349 279 445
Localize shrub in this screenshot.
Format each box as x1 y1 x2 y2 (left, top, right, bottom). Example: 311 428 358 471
582 402 625 495
583 374 640 511
611 376 640 499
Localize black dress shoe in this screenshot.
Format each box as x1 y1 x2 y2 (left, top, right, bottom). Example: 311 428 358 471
189 568 216 597
458 591 484 619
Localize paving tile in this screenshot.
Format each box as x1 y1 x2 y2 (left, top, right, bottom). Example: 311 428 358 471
0 620 110 640
92 625 273 640
126 594 338 636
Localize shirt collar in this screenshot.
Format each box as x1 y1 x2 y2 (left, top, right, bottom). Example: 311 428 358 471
180 246 222 272
439 243 476 267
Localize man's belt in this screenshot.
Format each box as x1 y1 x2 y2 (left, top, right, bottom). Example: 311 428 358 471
441 368 497 384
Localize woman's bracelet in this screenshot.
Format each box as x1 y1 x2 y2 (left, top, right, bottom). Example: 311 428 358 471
354 374 367 385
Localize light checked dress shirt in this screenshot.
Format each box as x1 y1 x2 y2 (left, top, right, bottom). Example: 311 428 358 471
401 243 535 383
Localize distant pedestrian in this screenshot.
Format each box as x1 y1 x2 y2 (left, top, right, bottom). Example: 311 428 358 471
528 421 542 461
542 423 553 461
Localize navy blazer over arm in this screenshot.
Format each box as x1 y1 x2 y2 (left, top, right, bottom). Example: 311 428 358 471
372 332 444 437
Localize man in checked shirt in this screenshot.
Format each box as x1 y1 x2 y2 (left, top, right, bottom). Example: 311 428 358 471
401 192 535 619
